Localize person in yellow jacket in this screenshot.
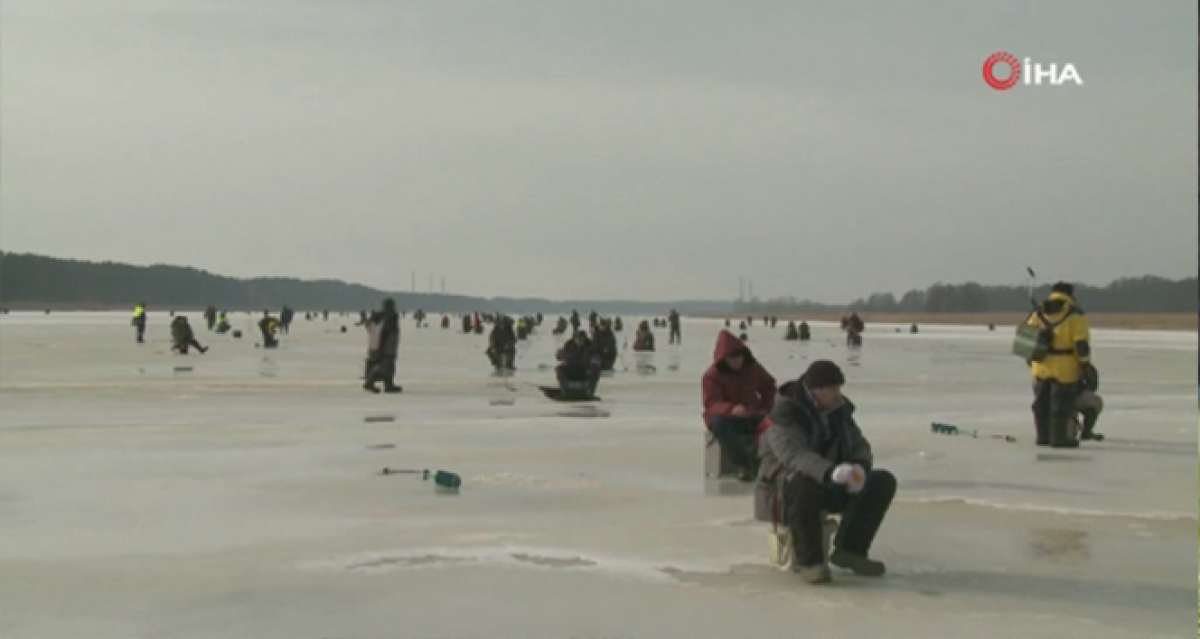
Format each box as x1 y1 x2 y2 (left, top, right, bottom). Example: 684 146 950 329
131 302 147 343
1025 282 1094 447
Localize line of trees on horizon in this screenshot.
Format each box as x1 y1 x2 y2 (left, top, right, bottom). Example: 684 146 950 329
1 252 1194 315
734 275 1197 314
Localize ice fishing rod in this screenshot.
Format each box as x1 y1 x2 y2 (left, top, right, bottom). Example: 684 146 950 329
930 422 1016 443
1025 266 1038 310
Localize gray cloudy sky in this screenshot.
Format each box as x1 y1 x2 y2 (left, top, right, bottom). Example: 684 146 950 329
2 1 1195 302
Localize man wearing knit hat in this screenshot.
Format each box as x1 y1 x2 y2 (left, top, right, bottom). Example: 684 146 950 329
755 359 897 584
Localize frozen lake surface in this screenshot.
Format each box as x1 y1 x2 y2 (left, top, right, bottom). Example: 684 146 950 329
0 311 1196 638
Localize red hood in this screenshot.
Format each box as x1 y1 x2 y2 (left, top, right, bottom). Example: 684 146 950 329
712 330 751 364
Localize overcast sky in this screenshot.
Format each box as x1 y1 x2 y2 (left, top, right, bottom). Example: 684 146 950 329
2 1 1195 302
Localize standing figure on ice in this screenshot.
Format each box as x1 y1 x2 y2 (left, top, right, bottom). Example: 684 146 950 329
131 302 147 344
487 316 517 372
363 298 402 394
591 319 618 371
668 309 682 345
1024 282 1094 447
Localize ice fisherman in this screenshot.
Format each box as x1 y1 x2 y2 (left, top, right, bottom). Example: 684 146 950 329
170 315 207 354
701 330 776 481
1024 282 1096 447
363 298 402 394
591 319 619 371
131 302 147 343
556 330 601 398
487 316 517 372
755 360 897 584
258 311 281 349
632 320 655 352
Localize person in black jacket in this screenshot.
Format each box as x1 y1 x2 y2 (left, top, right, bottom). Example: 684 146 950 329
592 319 618 371
556 331 600 396
364 299 402 393
755 360 896 584
487 316 518 372
170 316 208 354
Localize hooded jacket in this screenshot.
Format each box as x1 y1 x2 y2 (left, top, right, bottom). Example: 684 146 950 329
557 334 596 370
754 376 874 521
1025 291 1091 383
701 331 776 420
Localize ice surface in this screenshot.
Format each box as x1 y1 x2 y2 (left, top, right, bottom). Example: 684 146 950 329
0 312 1195 638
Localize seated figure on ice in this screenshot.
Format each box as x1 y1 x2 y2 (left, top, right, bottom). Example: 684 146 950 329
755 360 897 585
701 330 776 481
556 330 601 398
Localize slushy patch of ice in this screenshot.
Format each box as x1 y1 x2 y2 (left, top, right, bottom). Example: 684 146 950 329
302 545 722 583
1028 529 1090 562
555 406 611 418
903 479 1097 496
347 554 474 571
899 496 1197 522
511 553 597 568
469 472 599 490
1034 453 1092 463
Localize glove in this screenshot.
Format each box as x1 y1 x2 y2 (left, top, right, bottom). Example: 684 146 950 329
830 463 866 494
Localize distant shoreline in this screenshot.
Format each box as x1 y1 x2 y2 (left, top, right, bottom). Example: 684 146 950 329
4 306 1195 332
699 311 1197 332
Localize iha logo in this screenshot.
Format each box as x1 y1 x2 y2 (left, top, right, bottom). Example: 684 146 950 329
982 51 1083 91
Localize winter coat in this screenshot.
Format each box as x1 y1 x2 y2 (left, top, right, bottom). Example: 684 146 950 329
1025 292 1091 384
701 330 776 421
557 337 596 370
754 377 874 522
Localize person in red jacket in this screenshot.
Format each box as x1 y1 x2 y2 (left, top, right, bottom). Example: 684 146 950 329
702 330 777 480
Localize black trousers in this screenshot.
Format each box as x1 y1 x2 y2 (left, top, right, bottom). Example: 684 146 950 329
366 354 397 388
669 326 681 344
135 322 146 343
783 470 896 567
704 415 762 472
1032 379 1078 446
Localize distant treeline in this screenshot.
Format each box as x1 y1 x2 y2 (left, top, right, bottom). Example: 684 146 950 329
0 252 727 315
1 252 1192 315
735 276 1197 314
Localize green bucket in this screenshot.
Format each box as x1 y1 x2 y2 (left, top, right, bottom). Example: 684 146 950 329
1012 324 1042 361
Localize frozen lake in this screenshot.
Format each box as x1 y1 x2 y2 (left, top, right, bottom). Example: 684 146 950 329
0 311 1196 638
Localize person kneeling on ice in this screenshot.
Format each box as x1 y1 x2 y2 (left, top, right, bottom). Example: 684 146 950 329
556 330 601 398
170 315 208 354
1073 361 1104 441
755 360 896 584
702 331 776 481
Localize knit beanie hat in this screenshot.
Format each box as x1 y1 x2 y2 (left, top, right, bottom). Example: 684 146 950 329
804 360 845 388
